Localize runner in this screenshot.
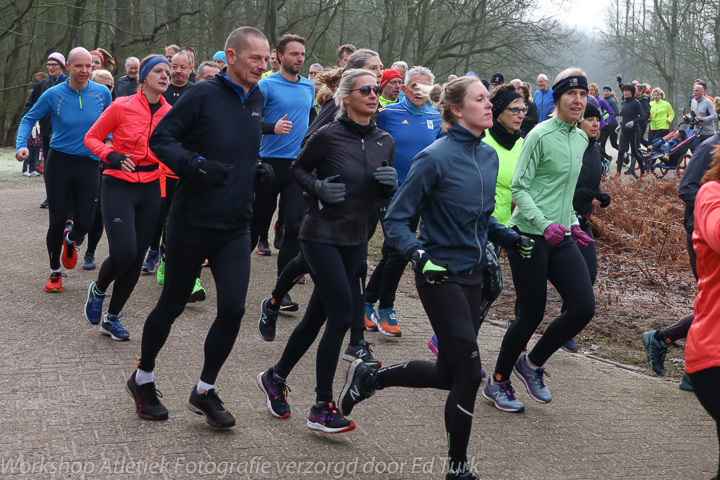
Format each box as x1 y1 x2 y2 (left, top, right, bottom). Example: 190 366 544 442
256 68 397 433
16 47 112 292
125 27 271 428
337 75 532 480
83 54 172 341
616 83 645 179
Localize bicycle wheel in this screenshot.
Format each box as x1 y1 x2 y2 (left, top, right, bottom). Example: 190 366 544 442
676 154 690 178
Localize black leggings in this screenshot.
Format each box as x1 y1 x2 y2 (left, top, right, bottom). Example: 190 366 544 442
139 224 250 384
494 234 595 379
599 121 618 153
45 149 101 270
689 367 720 479
274 240 365 403
86 178 104 255
560 223 596 312
617 128 644 175
150 176 177 253
250 157 306 275
374 277 484 470
96 177 160 315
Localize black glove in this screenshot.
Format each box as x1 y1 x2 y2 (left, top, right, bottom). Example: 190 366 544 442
314 174 346 203
255 162 275 186
573 187 596 204
512 235 535 260
107 151 130 169
197 159 231 188
596 191 611 208
411 249 457 284
616 75 622 84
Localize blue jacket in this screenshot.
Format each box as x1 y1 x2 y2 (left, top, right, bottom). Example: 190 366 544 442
384 124 519 274
533 88 554 122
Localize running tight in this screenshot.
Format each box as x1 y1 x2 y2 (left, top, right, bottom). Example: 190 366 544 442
689 367 720 479
96 177 160 315
139 225 250 384
374 278 484 471
617 129 644 175
274 240 365 403
150 176 177 253
45 149 101 270
494 234 595 380
86 179 104 255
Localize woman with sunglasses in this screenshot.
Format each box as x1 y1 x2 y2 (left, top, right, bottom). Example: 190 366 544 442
82 54 172 340
257 69 397 434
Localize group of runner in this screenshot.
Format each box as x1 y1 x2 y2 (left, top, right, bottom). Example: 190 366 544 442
14 26 720 480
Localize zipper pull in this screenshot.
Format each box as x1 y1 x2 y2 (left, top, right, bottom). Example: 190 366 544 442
361 139 365 151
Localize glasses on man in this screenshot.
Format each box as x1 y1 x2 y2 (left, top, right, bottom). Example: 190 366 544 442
507 107 528 116
309 71 320 78
350 85 383 97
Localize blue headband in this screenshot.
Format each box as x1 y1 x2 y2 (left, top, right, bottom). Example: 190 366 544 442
139 57 170 83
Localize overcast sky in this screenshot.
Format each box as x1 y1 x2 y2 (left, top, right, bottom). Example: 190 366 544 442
533 0 610 31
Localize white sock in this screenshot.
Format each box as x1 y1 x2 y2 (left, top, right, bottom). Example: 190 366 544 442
50 268 61 274
135 369 154 385
197 380 214 394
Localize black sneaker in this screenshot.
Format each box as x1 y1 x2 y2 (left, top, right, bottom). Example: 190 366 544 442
273 221 284 250
446 469 481 480
258 298 279 342
279 293 299 312
40 199 48 209
83 252 96 270
256 368 291 418
307 402 355 434
339 359 375 416
186 386 236 428
126 370 169 421
256 240 272 256
342 339 382 369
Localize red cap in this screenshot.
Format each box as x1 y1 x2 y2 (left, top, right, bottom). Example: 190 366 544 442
380 69 402 88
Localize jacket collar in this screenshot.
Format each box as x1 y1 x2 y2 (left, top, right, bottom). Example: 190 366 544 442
549 116 578 131
446 123 484 143
219 70 258 104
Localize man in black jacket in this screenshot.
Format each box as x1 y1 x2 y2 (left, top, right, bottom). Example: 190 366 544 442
115 57 139 97
126 26 272 429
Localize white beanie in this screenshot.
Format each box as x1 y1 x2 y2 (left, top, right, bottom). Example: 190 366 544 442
47 52 66 67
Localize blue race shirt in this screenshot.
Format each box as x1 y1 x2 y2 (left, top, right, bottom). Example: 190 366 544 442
377 98 443 185
16 80 112 159
258 73 315 159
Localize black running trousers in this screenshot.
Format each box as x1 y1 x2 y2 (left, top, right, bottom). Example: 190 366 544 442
374 276 484 469
139 224 250 384
149 176 177 253
617 128 644 175
274 240 365 403
689 367 720 479
96 177 160 315
494 233 595 380
45 149 101 270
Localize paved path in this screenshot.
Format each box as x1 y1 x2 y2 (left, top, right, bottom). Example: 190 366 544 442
0 186 716 480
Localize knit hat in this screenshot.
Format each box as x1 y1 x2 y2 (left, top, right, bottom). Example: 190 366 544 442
491 73 504 84
47 52 66 68
602 85 611 91
380 69 402 88
213 51 227 64
583 103 602 121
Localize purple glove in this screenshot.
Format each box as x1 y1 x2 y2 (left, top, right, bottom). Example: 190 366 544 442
543 223 570 244
571 224 595 249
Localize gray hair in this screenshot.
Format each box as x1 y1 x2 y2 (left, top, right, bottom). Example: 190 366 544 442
405 66 435 86
391 61 408 71
333 69 377 120
344 49 380 71
197 61 221 78
537 73 548 82
310 63 323 70
125 56 139 68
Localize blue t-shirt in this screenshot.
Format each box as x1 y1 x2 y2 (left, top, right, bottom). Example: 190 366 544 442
377 98 443 185
258 73 315 159
16 80 112 159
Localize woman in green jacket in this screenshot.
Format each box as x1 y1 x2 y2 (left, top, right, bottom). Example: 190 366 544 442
649 87 674 142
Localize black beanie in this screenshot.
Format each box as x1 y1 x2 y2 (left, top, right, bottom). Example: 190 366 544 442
583 103 601 121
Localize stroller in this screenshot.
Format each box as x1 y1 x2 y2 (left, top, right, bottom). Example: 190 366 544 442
634 111 703 179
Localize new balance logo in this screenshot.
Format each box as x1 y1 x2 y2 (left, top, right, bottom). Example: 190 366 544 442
349 385 360 400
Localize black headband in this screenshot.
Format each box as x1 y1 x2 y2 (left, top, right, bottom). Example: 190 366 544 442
552 75 588 103
491 90 523 119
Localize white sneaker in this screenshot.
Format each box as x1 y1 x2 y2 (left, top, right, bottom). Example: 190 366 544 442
30 171 40 176
22 172 31 177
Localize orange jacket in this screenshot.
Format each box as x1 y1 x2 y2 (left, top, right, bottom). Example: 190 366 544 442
687 181 720 373
84 91 171 183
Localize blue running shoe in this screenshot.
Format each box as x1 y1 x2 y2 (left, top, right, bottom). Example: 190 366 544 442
84 281 107 325
373 307 402 337
141 249 160 274
561 339 578 353
307 402 355 434
513 354 551 403
482 379 525 413
364 303 377 331
256 368 291 418
641 330 668 376
100 314 130 341
258 298 279 342
679 371 693 391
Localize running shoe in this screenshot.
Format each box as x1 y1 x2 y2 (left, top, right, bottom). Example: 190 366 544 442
156 259 165 285
641 330 668 376
44 272 65 293
256 240 272 256
256 368 291 418
513 354 551 403
364 303 378 331
297 275 306 285
307 402 355 434
679 371 694 391
82 252 96 270
62 226 78 269
561 339 579 353
342 339 381 369
30 171 40 177
84 281 107 325
186 386 236 428
188 278 206 303
482 379 525 413
428 335 485 378
100 314 130 341
22 171 31 177
126 370 168 421
258 297 279 342
339 359 375 416
141 250 160 274
279 293 299 312
273 221 284 250
373 307 402 337
446 470 481 480
39 199 48 209
623 169 633 175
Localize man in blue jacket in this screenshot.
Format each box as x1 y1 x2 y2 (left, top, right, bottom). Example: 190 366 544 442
533 73 554 122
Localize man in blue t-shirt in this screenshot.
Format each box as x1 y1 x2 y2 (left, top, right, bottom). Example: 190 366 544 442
533 73 554 122
251 34 316 303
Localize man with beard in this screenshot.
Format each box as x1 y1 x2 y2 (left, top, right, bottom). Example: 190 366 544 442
163 51 194 106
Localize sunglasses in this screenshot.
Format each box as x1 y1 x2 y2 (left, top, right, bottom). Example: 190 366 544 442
350 85 383 97
507 107 528 116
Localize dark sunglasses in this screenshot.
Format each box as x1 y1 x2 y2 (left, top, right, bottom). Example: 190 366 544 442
350 85 382 97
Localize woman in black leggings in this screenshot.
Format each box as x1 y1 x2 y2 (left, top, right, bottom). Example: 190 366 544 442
82 55 172 340
337 76 532 480
256 68 397 434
